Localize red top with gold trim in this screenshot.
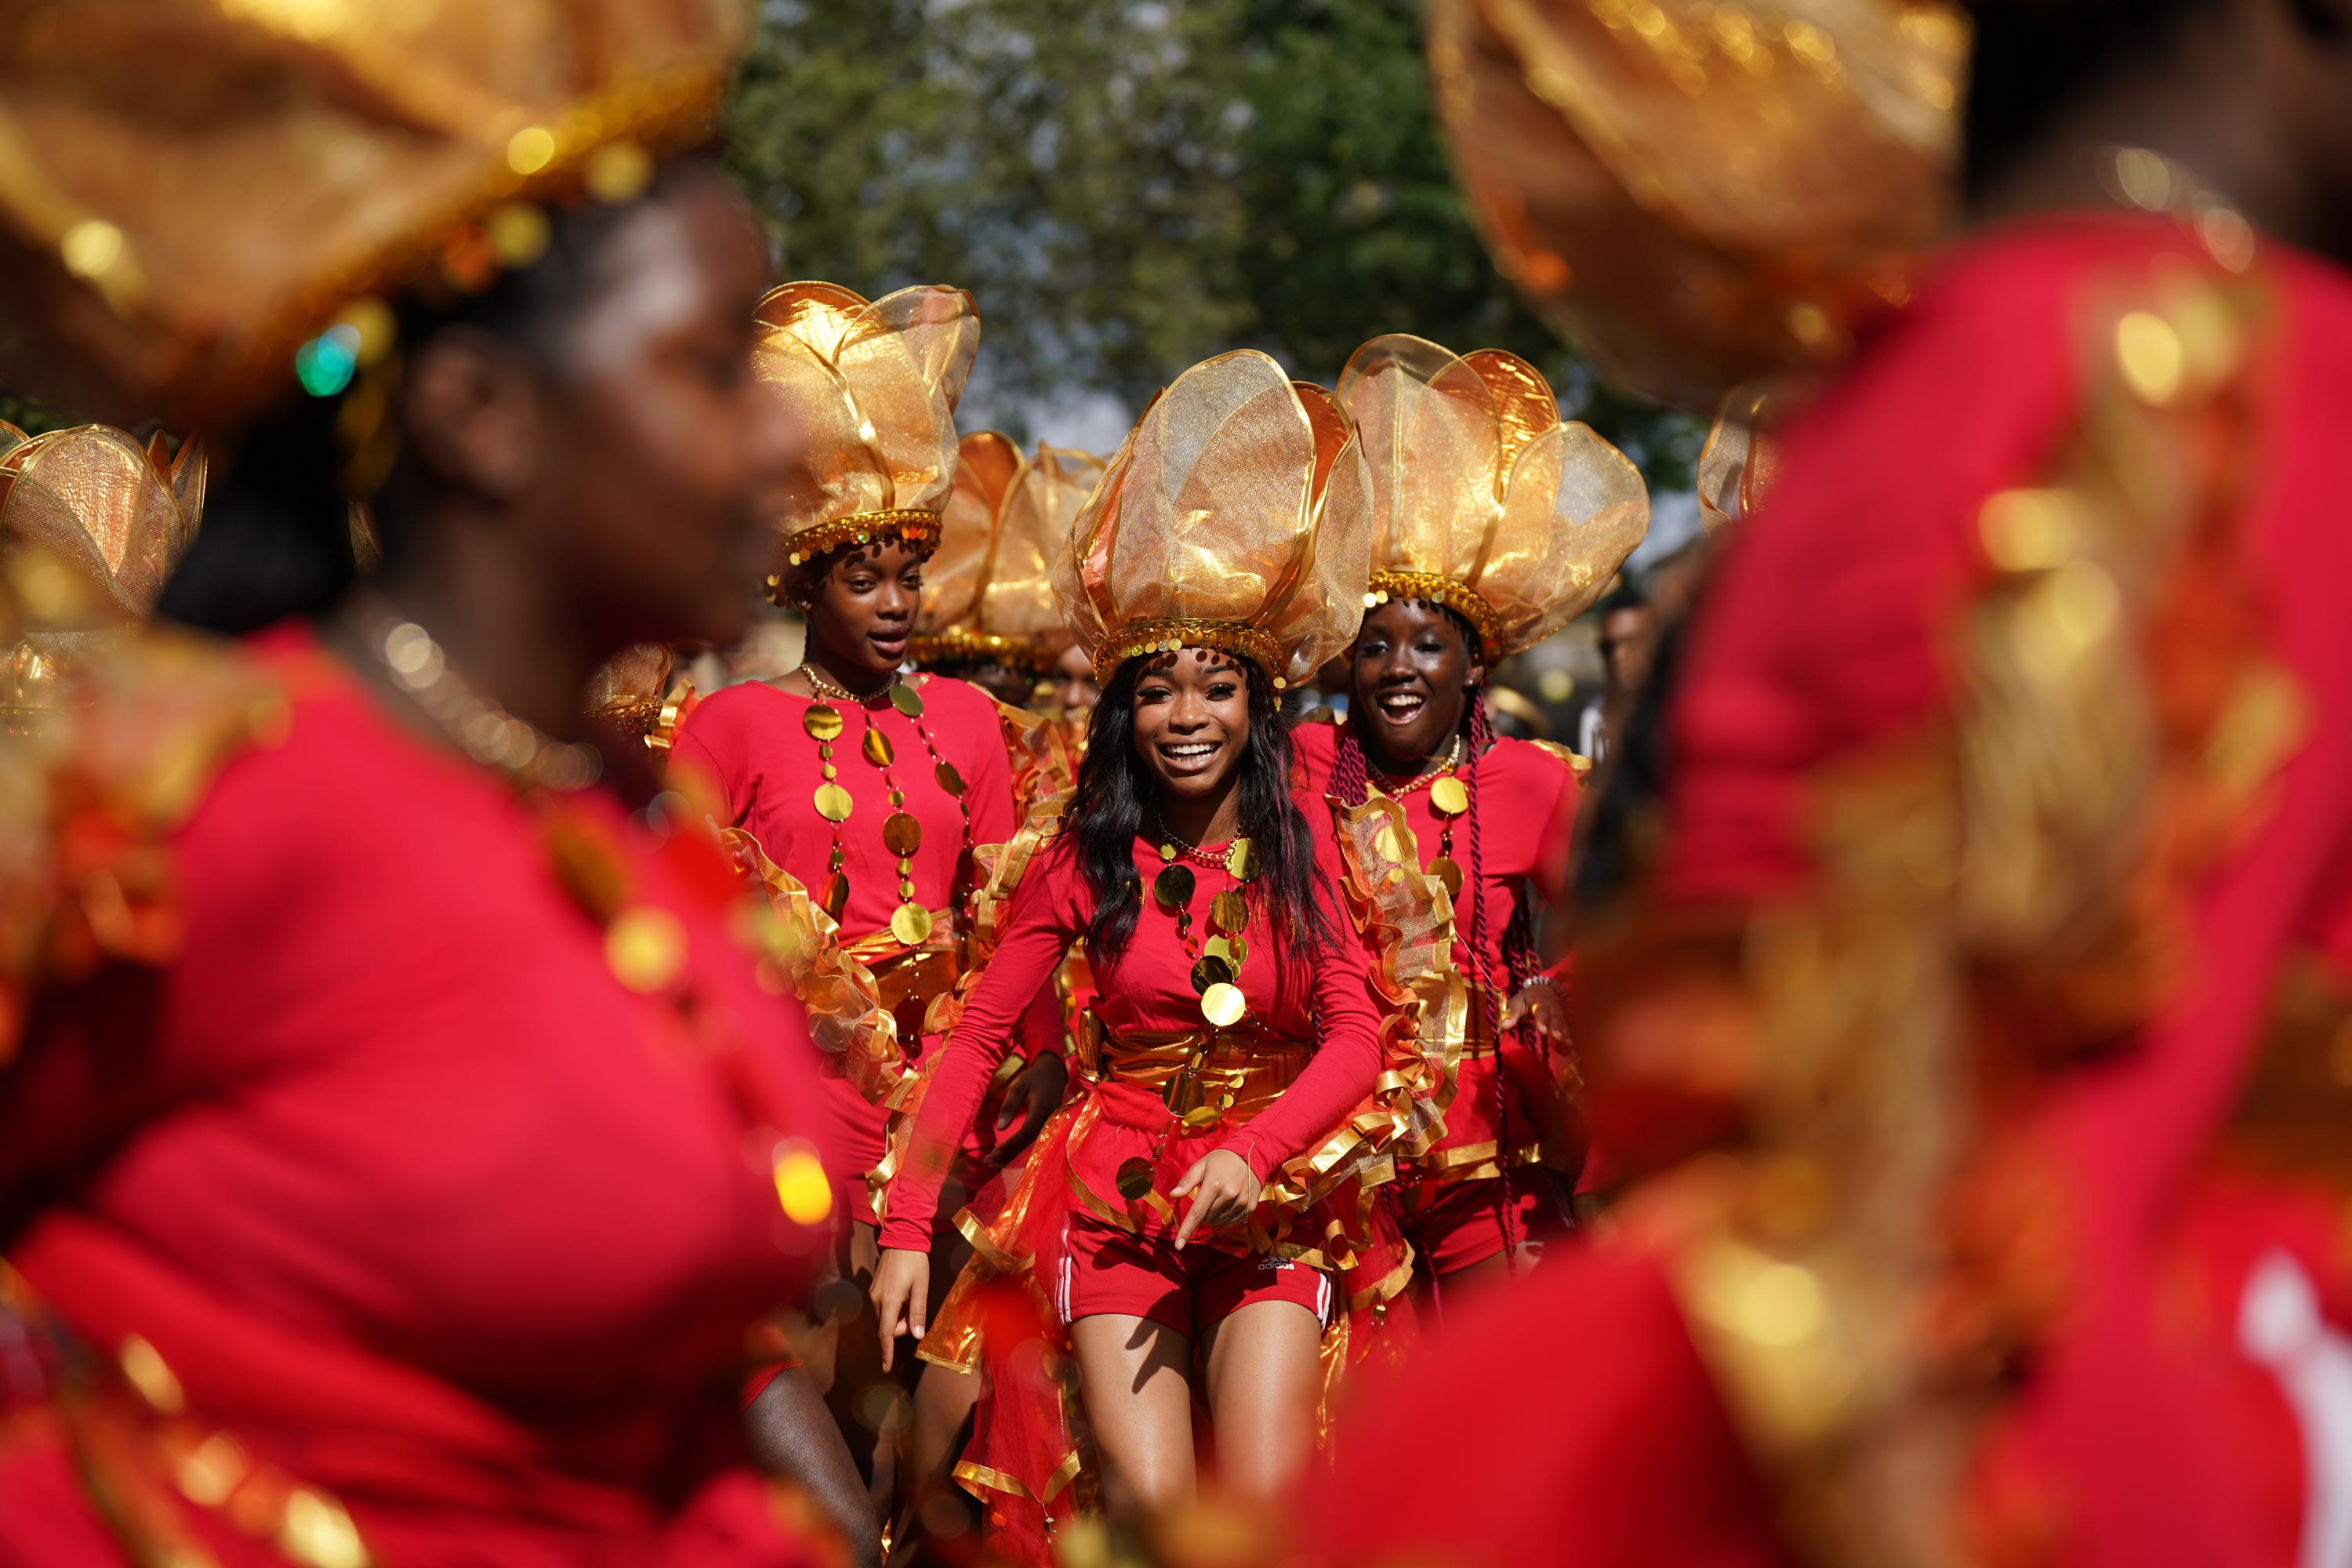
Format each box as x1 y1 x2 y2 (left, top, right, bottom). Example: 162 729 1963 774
670 672 1025 1202
1289 720 1582 1192
0 627 836 1568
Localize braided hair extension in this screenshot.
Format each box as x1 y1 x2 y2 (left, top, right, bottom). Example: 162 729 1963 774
1333 613 1544 1275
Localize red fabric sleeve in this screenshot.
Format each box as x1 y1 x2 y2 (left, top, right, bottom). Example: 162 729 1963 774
1016 971 1068 1061
666 720 737 823
877 848 1085 1250
1214 818 1386 1184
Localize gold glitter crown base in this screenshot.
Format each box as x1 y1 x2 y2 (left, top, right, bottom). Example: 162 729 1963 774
1094 618 1288 687
909 630 1053 674
1365 569 1505 659
782 509 943 568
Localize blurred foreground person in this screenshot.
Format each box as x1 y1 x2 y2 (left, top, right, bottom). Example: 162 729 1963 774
1292 334 1648 1301
1302 2 2352 1565
0 5 871 1564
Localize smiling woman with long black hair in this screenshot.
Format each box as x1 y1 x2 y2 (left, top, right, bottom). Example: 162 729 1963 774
865 350 1410 1561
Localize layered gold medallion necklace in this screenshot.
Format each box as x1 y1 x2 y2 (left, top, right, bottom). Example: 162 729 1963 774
797 662 971 944
1112 815 1265 1204
1149 812 1261 1031
1373 732 1469 898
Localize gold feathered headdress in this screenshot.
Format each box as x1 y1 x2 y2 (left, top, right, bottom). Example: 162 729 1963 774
1054 350 1372 689
0 0 751 426
1425 0 1962 408
3 424 205 731
1337 335 1649 660
751 281 981 578
916 434 1108 672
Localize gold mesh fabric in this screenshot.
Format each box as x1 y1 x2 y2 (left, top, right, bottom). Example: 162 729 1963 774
752 281 980 555
2 426 193 622
920 432 1024 636
1426 0 1963 408
989 445 1106 649
1339 334 1649 658
1054 350 1373 688
0 0 751 425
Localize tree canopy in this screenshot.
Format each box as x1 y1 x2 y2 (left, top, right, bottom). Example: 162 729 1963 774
725 0 1699 479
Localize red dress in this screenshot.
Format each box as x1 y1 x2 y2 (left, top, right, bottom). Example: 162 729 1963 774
1290 721 1582 1273
671 673 1029 1208
1304 215 2352 1565
0 630 836 1568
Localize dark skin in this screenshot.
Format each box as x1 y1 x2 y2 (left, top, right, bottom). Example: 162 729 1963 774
1050 640 1102 718
1349 600 1566 1051
313 174 873 1566
1972 0 2352 264
873 648 1323 1515
1598 604 1654 698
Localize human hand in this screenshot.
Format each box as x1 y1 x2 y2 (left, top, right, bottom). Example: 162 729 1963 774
869 1247 931 1373
1168 1149 1261 1250
987 1051 1068 1167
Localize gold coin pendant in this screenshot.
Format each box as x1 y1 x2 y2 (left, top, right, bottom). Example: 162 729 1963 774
935 760 965 797
890 902 934 946
862 728 895 767
1189 955 1233 994
1225 837 1259 881
1152 862 1196 912
1429 776 1470 817
1208 889 1250 933
1115 1156 1157 1201
1200 982 1247 1029
820 872 851 921
1204 932 1247 969
883 811 924 855
814 782 855 822
803 703 844 742
888 683 924 717
1430 856 1464 899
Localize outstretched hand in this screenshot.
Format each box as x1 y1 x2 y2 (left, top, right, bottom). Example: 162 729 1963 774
1168 1149 1261 1250
1501 981 1568 1050
869 1247 931 1373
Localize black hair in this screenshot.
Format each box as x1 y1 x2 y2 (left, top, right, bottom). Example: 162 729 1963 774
157 158 720 637
1594 578 1649 620
1067 655 1336 966
1962 1 2226 200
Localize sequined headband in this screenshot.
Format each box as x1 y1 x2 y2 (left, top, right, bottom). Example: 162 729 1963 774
1364 569 1506 660
909 629 1054 673
1093 618 1287 687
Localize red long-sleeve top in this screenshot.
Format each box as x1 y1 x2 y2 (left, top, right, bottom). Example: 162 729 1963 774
1290 722 1581 1162
878 785 1386 1252
0 629 834 1568
672 674 1036 1187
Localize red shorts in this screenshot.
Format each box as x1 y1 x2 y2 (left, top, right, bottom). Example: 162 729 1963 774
1057 1214 1334 1340
1401 1171 1573 1276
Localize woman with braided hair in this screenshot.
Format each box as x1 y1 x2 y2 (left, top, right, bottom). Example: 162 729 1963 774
1291 334 1649 1295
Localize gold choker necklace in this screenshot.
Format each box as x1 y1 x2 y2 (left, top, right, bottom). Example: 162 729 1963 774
368 616 601 792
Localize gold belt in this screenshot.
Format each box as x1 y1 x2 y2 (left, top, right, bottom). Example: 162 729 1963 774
1083 1014 1309 1134
840 918 958 1018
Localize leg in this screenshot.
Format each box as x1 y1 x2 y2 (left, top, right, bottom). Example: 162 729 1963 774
1200 1298 1324 1503
1069 1314 1199 1515
746 1363 884 1568
895 1178 982 1561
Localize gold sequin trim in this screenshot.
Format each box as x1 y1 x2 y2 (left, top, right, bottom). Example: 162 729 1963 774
1093 618 1285 684
782 509 943 568
1365 568 1505 659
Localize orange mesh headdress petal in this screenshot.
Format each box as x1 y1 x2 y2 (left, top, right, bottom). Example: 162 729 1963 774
1425 0 1964 408
1054 350 1373 688
0 0 753 426
2 425 201 728
1339 335 1649 659
754 281 981 570
914 434 1105 670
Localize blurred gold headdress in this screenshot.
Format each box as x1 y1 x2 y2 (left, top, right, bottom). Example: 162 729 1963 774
752 282 981 579
0 0 752 427
1337 334 1650 660
1055 350 1373 689
1425 0 1964 408
3 425 205 731
915 434 1109 673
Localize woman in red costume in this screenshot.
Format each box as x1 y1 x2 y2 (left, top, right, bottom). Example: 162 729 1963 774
1301 2 2352 1565
0 5 876 1565
666 281 1067 1542
869 349 1407 1558
1292 334 1649 1298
